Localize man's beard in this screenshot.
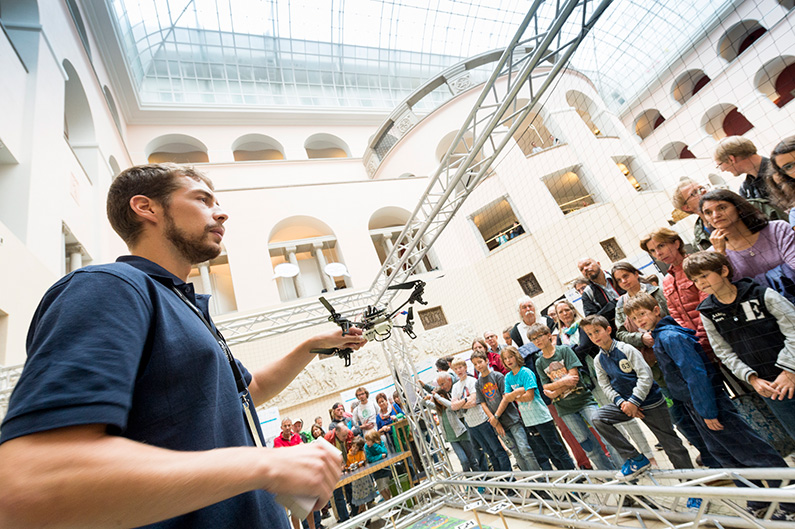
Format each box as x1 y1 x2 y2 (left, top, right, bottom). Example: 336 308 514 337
164 209 222 264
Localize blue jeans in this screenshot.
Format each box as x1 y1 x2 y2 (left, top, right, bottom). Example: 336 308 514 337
525 420 575 470
502 422 542 471
468 420 512 471
450 439 481 472
560 404 616 470
684 392 795 512
333 484 351 522
664 391 720 468
763 394 795 442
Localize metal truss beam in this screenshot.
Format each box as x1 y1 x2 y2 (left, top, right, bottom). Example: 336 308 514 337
211 0 613 344
368 0 614 307
292 468 795 529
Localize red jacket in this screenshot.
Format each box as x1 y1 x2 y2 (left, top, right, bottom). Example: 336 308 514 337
324 429 354 456
663 264 714 358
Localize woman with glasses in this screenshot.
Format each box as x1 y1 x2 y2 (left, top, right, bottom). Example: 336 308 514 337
766 136 795 227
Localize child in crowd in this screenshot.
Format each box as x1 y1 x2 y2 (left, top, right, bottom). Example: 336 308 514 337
582 315 692 480
347 436 377 514
364 429 393 501
496 346 575 470
625 289 795 520
451 358 512 471
683 251 795 441
529 323 616 470
471 349 542 471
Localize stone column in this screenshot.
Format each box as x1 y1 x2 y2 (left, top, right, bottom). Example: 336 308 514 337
313 242 334 292
286 246 306 298
198 262 212 294
67 244 83 273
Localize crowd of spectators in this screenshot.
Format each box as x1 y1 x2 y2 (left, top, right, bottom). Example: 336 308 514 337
420 135 795 521
274 135 795 524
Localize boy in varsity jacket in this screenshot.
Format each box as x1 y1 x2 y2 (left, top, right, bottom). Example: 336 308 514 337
683 251 795 442
581 315 692 481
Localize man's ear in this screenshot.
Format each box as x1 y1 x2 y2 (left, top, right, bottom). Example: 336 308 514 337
129 195 161 225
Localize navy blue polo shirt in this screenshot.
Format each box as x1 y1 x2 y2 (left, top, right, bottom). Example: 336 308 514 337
0 256 288 529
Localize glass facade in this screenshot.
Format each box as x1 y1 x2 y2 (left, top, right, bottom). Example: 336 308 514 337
108 0 736 113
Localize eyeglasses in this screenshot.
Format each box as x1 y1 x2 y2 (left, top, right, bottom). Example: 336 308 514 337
686 186 707 201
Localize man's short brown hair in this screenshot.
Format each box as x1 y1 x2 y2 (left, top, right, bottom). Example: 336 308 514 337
527 322 551 341
623 292 660 317
470 350 488 363
682 251 734 281
713 136 757 164
640 227 685 256
106 163 213 246
581 314 610 330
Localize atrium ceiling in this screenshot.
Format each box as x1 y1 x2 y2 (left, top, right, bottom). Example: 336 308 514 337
101 0 737 116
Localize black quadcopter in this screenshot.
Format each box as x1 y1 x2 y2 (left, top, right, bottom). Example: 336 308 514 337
310 279 427 366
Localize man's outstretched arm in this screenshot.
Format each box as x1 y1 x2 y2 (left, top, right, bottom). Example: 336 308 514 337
248 327 366 406
0 424 341 529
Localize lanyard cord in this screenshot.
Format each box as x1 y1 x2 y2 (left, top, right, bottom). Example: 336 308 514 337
169 286 248 395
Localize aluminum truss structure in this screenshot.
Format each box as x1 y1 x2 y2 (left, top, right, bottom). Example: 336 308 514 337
331 468 795 529
212 0 613 345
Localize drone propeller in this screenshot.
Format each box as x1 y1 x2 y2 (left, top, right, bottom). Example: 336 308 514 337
387 280 423 290
319 296 353 335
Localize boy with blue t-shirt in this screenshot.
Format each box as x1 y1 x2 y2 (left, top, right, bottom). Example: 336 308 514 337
625 288 795 521
582 315 692 481
496 346 574 470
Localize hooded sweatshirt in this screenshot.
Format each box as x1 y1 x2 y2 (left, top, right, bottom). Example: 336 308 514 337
651 316 721 420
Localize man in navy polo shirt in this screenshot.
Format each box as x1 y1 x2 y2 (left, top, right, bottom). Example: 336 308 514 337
0 164 366 528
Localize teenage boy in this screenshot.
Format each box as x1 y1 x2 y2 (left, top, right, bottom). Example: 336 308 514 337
625 289 795 520
471 350 542 471
496 346 575 470
451 358 512 471
582 315 692 480
683 251 795 442
529 323 615 470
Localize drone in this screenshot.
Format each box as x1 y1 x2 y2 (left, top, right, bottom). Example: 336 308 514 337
310 279 428 366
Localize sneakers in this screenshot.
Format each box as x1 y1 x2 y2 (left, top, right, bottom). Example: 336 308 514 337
686 498 702 512
615 454 651 481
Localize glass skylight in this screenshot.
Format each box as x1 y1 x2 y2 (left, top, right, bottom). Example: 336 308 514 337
107 0 735 114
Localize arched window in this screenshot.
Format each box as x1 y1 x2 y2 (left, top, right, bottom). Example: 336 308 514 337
565 90 619 137
633 109 665 140
671 70 710 105
658 142 697 161
231 134 285 161
717 20 767 62
145 134 209 164
368 207 438 273
108 156 121 179
103 86 121 132
701 104 754 141
304 133 350 159
63 59 98 182
754 57 795 108
435 130 482 164
65 0 91 61
268 216 350 302
501 99 560 156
